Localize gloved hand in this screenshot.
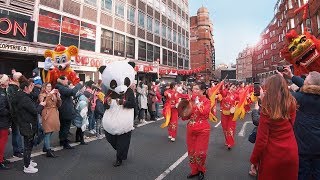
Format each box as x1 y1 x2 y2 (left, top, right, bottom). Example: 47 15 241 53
44 57 53 70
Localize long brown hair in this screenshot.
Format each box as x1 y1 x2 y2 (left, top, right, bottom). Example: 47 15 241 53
261 74 296 120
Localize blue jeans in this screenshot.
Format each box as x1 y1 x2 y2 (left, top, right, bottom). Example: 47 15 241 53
299 156 320 180
155 102 160 118
43 132 53 150
11 122 23 154
88 111 96 131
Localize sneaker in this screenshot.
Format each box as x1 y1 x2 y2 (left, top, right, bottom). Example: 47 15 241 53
170 138 176 142
23 165 38 173
30 160 37 167
168 136 172 139
89 130 95 134
13 152 23 158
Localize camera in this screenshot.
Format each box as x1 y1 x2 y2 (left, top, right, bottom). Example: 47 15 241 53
253 82 260 96
277 66 284 72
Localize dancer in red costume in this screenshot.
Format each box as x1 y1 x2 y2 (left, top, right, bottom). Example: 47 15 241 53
220 84 239 150
183 82 211 180
163 82 180 142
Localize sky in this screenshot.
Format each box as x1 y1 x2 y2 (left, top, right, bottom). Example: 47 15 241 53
189 0 278 66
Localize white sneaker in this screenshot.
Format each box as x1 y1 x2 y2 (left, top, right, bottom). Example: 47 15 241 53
170 138 176 142
30 160 37 167
23 165 38 173
89 130 95 134
168 136 172 139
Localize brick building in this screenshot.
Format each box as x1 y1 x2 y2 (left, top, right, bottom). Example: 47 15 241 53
0 0 190 83
252 0 320 82
190 6 215 82
236 46 253 82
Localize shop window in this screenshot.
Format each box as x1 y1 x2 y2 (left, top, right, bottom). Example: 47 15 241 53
138 11 145 28
37 9 61 45
154 20 160 35
80 22 96 51
114 33 125 57
60 16 80 47
147 44 154 62
154 46 160 62
168 51 172 66
172 52 177 67
127 6 135 23
101 29 113 55
162 49 168 65
115 1 124 18
138 41 146 61
147 16 153 32
126 36 135 58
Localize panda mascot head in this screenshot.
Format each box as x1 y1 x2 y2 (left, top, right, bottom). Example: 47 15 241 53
99 61 136 135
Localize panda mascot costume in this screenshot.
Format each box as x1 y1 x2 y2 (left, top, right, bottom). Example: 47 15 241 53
99 61 136 167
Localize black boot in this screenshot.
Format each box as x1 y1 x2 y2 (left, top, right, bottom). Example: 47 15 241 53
62 140 74 149
75 128 81 142
46 149 57 158
79 130 87 145
187 173 199 179
113 159 122 167
198 172 204 180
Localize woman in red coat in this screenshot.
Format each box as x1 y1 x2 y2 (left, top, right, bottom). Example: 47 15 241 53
183 82 211 180
250 74 298 180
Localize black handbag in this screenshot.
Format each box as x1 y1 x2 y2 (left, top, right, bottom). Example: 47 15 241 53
248 127 257 143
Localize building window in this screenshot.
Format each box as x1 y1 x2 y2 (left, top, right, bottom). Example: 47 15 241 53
173 52 177 67
154 20 160 35
182 35 185 47
80 22 96 51
101 29 113 55
178 33 181 45
138 41 146 61
147 44 154 62
290 18 295 29
147 16 153 32
167 27 172 41
84 0 97 6
114 33 125 56
138 11 145 28
101 0 112 11
168 51 172 66
38 9 61 45
61 16 80 47
162 24 166 38
154 46 160 62
173 31 177 43
162 49 168 65
186 38 189 48
173 11 176 21
301 23 304 33
154 0 160 10
178 55 183 69
127 6 135 23
126 36 135 58
115 1 125 18
263 60 266 66
161 1 165 14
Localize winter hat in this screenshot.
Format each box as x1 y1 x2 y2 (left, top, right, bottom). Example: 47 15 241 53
0 74 9 85
32 68 40 76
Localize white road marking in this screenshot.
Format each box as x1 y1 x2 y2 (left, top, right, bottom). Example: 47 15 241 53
7 118 163 163
155 152 188 180
238 121 253 137
136 117 164 128
214 121 221 128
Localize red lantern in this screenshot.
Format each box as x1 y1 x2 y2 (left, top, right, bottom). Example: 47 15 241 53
171 69 177 73
95 60 101 67
90 58 96 67
149 66 154 71
134 66 139 72
81 56 89 65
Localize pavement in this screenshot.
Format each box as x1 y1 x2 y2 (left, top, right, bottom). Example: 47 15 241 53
1 105 257 180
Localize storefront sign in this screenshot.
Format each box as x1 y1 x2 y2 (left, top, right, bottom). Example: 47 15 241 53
0 43 29 52
0 14 34 42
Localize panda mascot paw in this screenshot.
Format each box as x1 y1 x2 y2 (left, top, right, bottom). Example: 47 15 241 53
99 61 136 135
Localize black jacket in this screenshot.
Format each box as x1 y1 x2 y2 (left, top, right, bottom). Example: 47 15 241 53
14 90 43 137
0 88 11 129
7 84 19 123
292 76 320 156
55 83 83 120
94 99 105 119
